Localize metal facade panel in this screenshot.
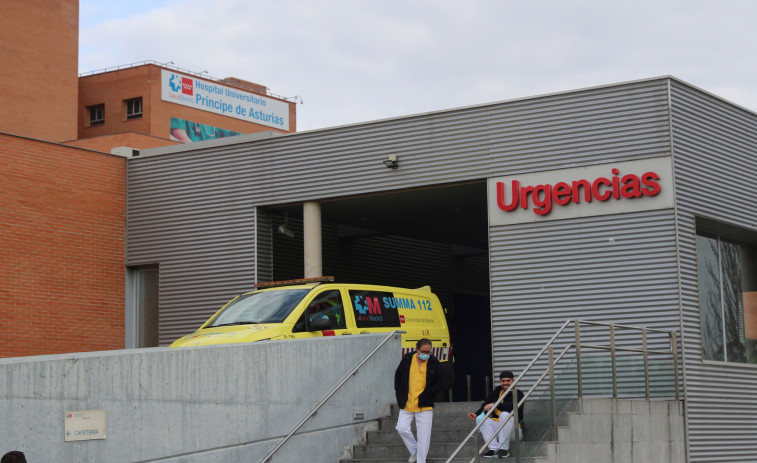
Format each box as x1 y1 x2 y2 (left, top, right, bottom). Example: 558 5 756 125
670 81 757 462
488 210 680 380
127 79 672 346
126 159 258 342
130 79 671 207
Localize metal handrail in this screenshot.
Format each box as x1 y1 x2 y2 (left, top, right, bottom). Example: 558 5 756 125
445 319 680 463
448 343 573 462
261 330 405 463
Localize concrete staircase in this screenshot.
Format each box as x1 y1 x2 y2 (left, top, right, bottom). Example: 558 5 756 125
339 398 684 463
542 398 685 463
339 401 548 462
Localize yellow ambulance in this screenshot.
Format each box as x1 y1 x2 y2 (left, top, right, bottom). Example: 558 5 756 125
170 277 453 382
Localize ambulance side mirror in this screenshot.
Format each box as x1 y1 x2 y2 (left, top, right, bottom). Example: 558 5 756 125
309 317 335 331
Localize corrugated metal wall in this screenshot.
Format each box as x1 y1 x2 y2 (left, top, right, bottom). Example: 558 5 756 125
127 79 672 347
670 80 757 463
488 209 680 379
126 154 260 343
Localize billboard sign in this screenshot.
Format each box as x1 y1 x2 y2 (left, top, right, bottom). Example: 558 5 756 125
488 156 674 225
161 70 289 131
170 117 240 143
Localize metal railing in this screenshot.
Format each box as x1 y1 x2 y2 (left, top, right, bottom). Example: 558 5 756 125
261 330 405 463
445 319 679 463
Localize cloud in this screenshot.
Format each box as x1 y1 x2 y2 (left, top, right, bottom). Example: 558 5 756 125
79 0 757 131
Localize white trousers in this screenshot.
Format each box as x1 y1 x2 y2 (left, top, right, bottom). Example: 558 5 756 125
480 416 514 451
396 409 433 463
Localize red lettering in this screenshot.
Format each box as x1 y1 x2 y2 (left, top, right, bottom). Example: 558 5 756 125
366 297 382 315
640 172 661 196
620 174 642 198
532 184 552 215
553 182 572 206
592 177 612 201
496 181 519 211
611 168 621 199
495 168 662 216
520 185 533 210
572 179 592 203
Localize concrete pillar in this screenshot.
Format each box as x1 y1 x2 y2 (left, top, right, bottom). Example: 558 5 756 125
303 201 322 278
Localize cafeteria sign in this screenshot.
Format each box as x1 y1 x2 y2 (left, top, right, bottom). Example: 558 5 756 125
64 410 107 442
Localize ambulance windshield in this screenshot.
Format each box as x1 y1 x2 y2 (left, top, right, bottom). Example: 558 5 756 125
207 289 310 327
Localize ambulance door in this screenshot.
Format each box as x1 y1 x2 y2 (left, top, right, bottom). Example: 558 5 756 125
290 289 350 339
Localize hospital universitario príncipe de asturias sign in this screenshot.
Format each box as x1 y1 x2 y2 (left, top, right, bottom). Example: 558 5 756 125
161 69 290 131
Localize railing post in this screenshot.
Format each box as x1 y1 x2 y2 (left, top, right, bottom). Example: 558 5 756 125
467 375 472 402
512 388 520 463
610 323 617 399
642 327 650 400
574 319 583 398
671 330 680 401
548 346 557 442
473 426 481 462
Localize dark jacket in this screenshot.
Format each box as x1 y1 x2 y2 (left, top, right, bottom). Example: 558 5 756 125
394 352 445 410
474 385 525 421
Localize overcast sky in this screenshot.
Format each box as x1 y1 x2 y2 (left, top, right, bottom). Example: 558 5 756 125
79 0 757 132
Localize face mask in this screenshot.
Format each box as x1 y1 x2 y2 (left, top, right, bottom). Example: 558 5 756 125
419 353 430 361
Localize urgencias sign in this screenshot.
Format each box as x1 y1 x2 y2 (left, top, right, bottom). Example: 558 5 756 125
487 157 674 225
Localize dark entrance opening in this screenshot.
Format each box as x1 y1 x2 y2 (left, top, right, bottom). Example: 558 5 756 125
266 181 492 401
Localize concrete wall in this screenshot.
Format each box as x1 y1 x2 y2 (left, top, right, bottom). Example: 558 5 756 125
0 333 398 462
543 398 685 463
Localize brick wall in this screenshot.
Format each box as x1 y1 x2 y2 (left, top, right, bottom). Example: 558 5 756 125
0 132 126 357
0 0 78 142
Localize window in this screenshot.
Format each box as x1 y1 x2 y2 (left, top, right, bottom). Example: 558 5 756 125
293 290 347 332
696 226 757 364
87 104 104 126
125 97 142 120
349 290 402 329
126 266 159 348
207 289 310 326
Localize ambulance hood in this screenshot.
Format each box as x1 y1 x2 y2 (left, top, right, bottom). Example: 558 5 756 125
170 324 284 347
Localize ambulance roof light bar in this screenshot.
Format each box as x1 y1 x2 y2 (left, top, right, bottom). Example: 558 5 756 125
254 276 335 289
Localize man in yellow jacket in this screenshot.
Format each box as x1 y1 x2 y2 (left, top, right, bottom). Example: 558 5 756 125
467 370 525 458
394 338 445 463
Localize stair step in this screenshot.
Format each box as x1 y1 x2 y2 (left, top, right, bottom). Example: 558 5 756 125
340 457 547 463
342 399 574 463
377 416 482 431
351 441 547 459
368 429 472 444
353 442 476 459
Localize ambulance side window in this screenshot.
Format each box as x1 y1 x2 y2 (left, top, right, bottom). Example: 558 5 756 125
293 290 347 332
349 290 401 328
